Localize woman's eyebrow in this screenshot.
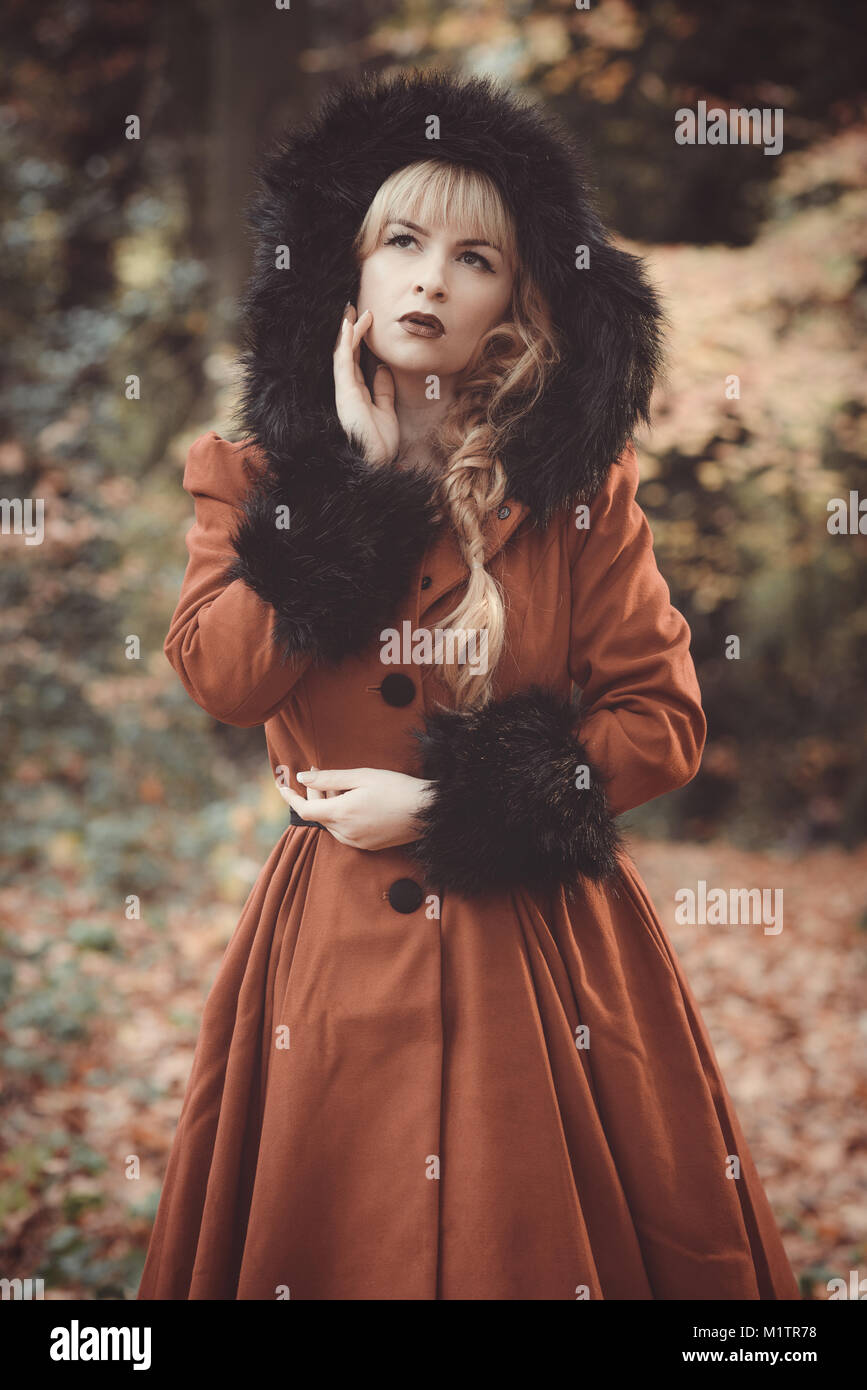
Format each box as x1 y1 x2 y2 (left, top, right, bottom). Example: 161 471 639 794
388 218 502 254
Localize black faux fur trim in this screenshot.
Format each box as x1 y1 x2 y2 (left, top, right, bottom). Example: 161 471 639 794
221 420 442 665
406 685 625 898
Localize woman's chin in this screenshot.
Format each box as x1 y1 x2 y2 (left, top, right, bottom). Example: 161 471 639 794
387 341 452 374
373 345 448 376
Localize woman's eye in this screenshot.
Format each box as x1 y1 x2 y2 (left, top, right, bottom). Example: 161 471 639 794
383 233 494 273
460 250 494 273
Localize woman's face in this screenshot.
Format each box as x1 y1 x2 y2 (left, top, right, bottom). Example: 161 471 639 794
356 215 515 381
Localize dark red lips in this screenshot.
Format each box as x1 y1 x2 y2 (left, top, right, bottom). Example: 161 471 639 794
399 312 444 333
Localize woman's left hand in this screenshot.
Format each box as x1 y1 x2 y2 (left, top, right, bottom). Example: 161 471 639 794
279 767 436 851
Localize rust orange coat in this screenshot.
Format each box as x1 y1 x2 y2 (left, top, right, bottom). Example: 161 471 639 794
136 429 800 1300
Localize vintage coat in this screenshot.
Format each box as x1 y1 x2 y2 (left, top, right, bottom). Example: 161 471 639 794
137 68 800 1300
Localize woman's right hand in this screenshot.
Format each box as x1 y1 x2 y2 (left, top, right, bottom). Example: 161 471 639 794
333 303 400 466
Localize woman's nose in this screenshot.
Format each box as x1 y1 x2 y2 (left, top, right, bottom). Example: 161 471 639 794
413 257 448 296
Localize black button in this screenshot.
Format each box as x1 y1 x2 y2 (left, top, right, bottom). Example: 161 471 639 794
497 505 511 520
379 672 416 707
388 878 424 914
421 575 432 589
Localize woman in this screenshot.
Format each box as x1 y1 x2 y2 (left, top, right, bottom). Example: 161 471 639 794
138 68 799 1300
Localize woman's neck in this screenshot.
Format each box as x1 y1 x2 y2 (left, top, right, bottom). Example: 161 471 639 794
362 350 454 471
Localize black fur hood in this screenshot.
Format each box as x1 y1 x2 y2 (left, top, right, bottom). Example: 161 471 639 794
230 65 663 523
224 66 664 670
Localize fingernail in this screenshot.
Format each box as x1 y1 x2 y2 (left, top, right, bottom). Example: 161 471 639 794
298 771 312 782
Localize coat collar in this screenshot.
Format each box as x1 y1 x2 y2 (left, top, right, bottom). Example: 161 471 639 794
230 66 664 530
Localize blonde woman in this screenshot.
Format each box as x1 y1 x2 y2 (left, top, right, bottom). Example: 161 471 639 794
138 68 799 1301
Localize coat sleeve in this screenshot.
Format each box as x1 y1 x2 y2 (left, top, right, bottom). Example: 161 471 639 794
406 441 707 898
562 440 707 820
164 431 314 726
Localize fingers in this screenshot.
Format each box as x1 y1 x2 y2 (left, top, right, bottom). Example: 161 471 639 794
338 307 394 427
333 307 395 464
350 312 372 390
347 309 372 389
281 781 339 824
333 304 370 353
333 310 369 409
297 768 367 792
370 360 395 413
351 308 372 351
333 302 355 352
303 766 325 802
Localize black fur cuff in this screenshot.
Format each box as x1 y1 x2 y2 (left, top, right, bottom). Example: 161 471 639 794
407 685 624 898
222 425 441 665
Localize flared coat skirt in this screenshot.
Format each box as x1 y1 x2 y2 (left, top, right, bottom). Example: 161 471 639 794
136 829 800 1301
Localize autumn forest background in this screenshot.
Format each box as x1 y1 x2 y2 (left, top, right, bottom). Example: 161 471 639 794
1 0 866 1300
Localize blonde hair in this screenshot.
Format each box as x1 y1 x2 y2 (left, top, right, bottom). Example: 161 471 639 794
352 159 562 710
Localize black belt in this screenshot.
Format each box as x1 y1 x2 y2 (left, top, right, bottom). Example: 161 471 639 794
289 806 325 828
